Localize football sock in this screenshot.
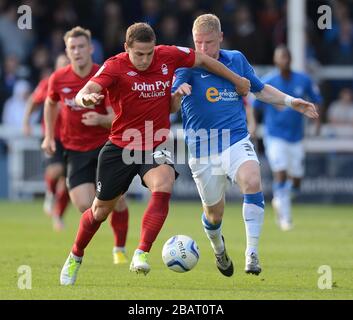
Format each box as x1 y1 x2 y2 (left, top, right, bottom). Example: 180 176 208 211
138 192 171 252
201 212 224 254
53 187 70 218
44 174 57 194
273 181 291 224
243 192 265 256
110 208 129 248
72 208 102 257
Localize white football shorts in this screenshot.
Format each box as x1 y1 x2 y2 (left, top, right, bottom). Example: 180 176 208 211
188 135 259 207
263 135 304 178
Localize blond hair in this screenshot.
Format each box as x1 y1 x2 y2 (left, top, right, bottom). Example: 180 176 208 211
63 26 91 44
192 14 222 33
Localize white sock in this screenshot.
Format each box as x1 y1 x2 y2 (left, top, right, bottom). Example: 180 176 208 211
70 252 82 262
243 203 264 256
276 184 292 224
113 246 126 253
201 213 224 254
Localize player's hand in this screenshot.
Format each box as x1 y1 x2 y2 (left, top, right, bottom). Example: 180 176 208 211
174 83 192 97
235 77 250 96
41 137 56 156
82 93 104 109
291 98 319 119
81 111 102 126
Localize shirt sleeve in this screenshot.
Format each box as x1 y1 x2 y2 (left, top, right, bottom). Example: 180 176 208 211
47 73 60 102
91 58 119 89
169 46 196 69
239 52 265 93
172 68 192 93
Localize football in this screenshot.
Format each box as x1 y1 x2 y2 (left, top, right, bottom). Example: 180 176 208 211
162 235 200 272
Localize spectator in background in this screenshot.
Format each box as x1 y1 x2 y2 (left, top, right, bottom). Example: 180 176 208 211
328 18 353 65
229 5 268 64
52 1 78 29
47 28 66 59
327 88 353 127
141 0 161 27
157 15 183 46
1 54 20 95
0 54 20 120
2 79 34 128
30 46 51 84
0 4 34 62
102 1 125 58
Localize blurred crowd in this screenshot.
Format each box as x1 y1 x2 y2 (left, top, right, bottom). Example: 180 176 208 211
0 0 352 129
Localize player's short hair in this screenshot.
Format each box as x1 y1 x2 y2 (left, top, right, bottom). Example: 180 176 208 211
126 22 156 47
193 14 222 33
275 44 292 59
63 26 92 44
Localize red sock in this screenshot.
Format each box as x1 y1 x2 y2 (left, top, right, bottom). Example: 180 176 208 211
110 208 129 247
139 192 171 252
72 209 102 257
53 188 70 218
44 174 57 194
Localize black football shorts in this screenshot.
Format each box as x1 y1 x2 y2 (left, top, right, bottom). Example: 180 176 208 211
96 140 178 201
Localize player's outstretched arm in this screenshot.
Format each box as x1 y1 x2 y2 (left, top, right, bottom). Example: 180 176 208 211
194 52 250 96
170 83 192 113
254 84 319 119
75 80 104 108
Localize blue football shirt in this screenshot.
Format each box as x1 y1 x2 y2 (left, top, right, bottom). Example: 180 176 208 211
253 70 322 142
172 49 264 157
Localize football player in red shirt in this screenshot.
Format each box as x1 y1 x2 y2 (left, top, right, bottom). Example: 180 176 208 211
60 22 250 285
23 54 70 231
41 27 129 265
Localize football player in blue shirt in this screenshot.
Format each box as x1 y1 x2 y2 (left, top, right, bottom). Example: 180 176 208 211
171 14 318 276
253 45 322 231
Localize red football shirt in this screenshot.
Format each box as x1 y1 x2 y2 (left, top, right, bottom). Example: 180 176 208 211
91 45 195 150
32 77 62 139
48 64 110 151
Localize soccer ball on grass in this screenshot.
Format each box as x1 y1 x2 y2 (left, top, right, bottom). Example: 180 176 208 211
162 235 200 272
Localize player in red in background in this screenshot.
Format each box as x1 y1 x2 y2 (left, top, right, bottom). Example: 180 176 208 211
41 27 129 265
23 54 70 231
58 22 250 285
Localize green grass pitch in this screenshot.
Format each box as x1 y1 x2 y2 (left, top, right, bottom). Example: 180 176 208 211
0 200 352 300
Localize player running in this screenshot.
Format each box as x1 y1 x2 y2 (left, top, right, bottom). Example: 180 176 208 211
171 14 318 276
23 54 70 231
41 27 129 265
253 45 322 231
59 22 250 285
